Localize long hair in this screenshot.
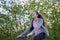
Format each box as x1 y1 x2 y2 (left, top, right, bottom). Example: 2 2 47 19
30 11 45 32
34 11 45 26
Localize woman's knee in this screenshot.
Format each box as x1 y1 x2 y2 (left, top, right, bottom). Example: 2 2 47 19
33 37 37 40
33 32 46 40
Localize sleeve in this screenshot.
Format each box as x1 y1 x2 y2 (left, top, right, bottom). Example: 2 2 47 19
42 25 49 36
20 20 33 36
30 19 43 34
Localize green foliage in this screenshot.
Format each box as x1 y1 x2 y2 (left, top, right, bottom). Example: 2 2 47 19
0 0 60 40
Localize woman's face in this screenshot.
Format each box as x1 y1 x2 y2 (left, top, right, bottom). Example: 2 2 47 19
32 12 38 19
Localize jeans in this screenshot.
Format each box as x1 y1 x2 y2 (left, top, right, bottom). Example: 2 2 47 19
33 32 46 40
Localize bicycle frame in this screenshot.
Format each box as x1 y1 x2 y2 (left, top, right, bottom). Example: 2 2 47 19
17 35 27 40
17 37 26 40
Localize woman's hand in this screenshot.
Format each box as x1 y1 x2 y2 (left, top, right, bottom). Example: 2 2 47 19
27 33 33 38
17 35 22 38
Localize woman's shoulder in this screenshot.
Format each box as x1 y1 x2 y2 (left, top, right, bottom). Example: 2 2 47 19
38 18 43 21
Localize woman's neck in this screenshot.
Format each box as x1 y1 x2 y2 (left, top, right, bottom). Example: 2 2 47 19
34 18 38 22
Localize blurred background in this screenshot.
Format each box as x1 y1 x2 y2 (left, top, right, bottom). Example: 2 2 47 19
0 0 60 40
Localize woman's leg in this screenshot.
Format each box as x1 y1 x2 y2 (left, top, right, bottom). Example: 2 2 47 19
33 32 46 40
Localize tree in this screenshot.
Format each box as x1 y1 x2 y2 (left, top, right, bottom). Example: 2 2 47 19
0 0 60 40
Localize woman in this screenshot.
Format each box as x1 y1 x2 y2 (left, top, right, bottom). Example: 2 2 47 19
17 11 49 40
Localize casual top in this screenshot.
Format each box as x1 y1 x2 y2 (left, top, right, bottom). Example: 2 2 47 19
32 22 44 36
21 18 49 36
32 19 43 36
30 18 49 36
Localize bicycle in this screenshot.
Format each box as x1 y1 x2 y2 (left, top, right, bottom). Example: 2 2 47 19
17 35 27 40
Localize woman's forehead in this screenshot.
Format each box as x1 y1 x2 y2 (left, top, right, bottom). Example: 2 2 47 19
32 12 36 14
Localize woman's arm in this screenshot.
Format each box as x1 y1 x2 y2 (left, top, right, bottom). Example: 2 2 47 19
42 25 49 36
30 18 43 34
26 18 43 37
20 20 33 36
27 32 33 37
17 23 32 38
17 21 33 38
